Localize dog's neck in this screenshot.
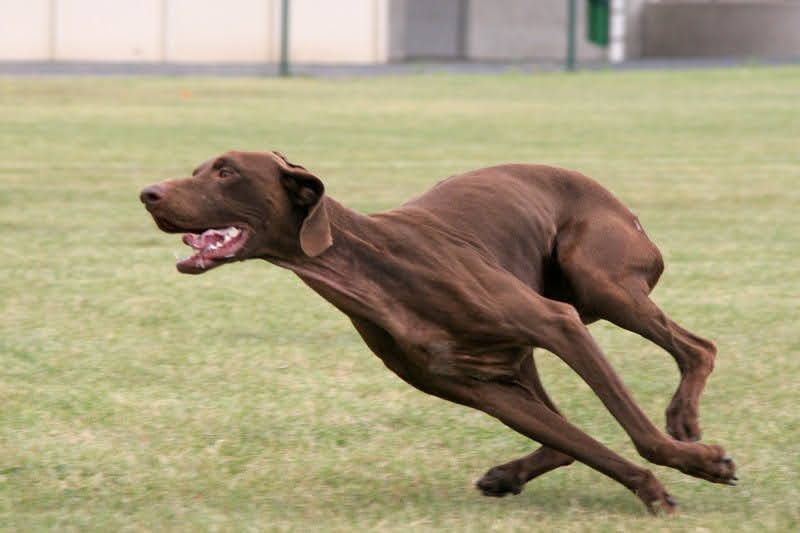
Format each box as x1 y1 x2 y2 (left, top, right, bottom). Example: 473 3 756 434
266 197 401 323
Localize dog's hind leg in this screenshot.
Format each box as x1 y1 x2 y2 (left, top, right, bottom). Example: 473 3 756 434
555 215 717 442
475 352 574 497
467 279 735 488
585 289 715 443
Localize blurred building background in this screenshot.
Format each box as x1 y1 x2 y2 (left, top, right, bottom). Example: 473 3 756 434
1 0 799 65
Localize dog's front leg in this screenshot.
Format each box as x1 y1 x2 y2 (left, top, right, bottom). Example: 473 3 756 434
422 374 676 515
475 352 574 498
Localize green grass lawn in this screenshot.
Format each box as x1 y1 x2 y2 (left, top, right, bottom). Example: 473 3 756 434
1 66 798 531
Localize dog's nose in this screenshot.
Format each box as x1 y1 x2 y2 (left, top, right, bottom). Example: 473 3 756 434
140 184 164 206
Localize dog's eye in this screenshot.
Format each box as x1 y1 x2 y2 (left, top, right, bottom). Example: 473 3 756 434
218 168 234 179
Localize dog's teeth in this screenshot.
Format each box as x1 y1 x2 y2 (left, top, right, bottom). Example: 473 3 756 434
223 228 240 242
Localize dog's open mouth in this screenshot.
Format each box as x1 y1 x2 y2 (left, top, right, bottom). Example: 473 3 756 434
177 226 249 274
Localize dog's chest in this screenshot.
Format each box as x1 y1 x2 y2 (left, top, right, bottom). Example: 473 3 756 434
421 341 526 382
389 324 526 383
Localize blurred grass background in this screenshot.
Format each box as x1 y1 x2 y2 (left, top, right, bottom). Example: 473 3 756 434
0 67 798 531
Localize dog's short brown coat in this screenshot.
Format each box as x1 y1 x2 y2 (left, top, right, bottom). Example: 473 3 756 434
141 151 736 514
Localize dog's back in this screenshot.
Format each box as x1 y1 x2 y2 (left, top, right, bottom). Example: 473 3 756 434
396 164 645 293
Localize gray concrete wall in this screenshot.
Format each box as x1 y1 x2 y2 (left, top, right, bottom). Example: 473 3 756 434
388 0 467 60
387 0 408 60
624 0 648 59
643 2 800 58
404 0 464 58
467 0 604 61
389 0 605 62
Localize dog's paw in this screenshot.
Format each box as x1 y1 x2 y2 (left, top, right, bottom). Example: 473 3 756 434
676 443 738 485
475 466 523 498
644 493 678 516
666 398 702 442
634 471 678 516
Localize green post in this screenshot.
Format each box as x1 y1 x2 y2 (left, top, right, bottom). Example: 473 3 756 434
587 0 610 46
566 0 577 71
279 0 290 77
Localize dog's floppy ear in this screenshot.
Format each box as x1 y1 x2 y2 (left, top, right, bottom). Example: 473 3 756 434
273 151 333 257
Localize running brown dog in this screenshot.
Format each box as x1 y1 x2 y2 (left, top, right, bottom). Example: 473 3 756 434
140 150 736 514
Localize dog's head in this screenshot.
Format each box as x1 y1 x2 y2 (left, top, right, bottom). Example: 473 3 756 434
140 150 332 274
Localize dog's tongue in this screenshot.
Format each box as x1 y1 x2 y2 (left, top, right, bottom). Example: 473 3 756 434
182 228 229 250
176 226 245 274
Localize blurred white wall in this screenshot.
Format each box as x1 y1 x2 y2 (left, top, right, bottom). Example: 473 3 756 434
291 0 388 63
165 0 276 62
0 0 391 63
0 0 50 60
54 0 162 61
